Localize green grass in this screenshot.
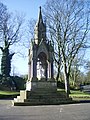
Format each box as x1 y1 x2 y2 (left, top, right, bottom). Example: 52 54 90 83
70 90 90 96
70 90 90 100
57 89 65 92
0 90 20 99
58 89 90 100
0 90 19 95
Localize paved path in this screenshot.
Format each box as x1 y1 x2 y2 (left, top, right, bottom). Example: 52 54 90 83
0 100 90 120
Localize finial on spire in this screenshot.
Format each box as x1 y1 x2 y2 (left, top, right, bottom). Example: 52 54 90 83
39 6 41 10
38 6 43 23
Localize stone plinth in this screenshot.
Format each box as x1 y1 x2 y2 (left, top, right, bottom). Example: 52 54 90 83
12 89 72 106
26 79 57 92
12 80 72 106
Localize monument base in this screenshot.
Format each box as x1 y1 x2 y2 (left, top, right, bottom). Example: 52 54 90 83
12 80 72 106
26 79 57 91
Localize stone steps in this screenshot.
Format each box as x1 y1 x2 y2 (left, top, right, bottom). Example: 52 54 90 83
12 90 72 106
24 97 69 102
13 98 73 106
28 93 66 99
29 90 66 98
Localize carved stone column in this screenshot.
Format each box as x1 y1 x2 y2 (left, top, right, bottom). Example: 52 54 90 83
51 62 54 78
33 59 37 78
28 63 31 80
48 62 51 78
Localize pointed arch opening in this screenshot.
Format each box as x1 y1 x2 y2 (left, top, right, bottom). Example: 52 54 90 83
37 52 48 80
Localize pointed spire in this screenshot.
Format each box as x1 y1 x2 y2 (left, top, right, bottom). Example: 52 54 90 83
34 6 46 44
38 6 43 23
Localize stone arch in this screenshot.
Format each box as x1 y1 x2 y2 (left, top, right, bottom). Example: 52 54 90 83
37 42 49 60
37 52 48 80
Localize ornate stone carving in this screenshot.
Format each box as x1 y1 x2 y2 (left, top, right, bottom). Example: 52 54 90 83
27 7 55 91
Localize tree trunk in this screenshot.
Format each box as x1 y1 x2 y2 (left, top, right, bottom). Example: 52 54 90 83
64 72 70 98
56 64 60 81
1 47 14 77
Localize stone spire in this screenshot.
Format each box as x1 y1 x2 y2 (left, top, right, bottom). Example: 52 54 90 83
38 6 43 23
34 6 46 44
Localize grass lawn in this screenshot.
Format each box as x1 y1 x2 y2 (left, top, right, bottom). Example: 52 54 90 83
58 89 90 100
70 90 90 100
0 90 20 99
0 90 19 95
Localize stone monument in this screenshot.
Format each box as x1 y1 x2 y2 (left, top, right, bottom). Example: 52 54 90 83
13 7 71 106
26 6 56 92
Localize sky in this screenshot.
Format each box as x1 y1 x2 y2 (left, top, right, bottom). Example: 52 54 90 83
0 0 47 75
0 0 90 75
1 0 47 19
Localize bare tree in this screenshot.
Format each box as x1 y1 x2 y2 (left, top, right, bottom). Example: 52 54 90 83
0 2 24 77
70 56 82 87
23 19 36 48
0 2 7 36
28 19 36 39
44 0 90 97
